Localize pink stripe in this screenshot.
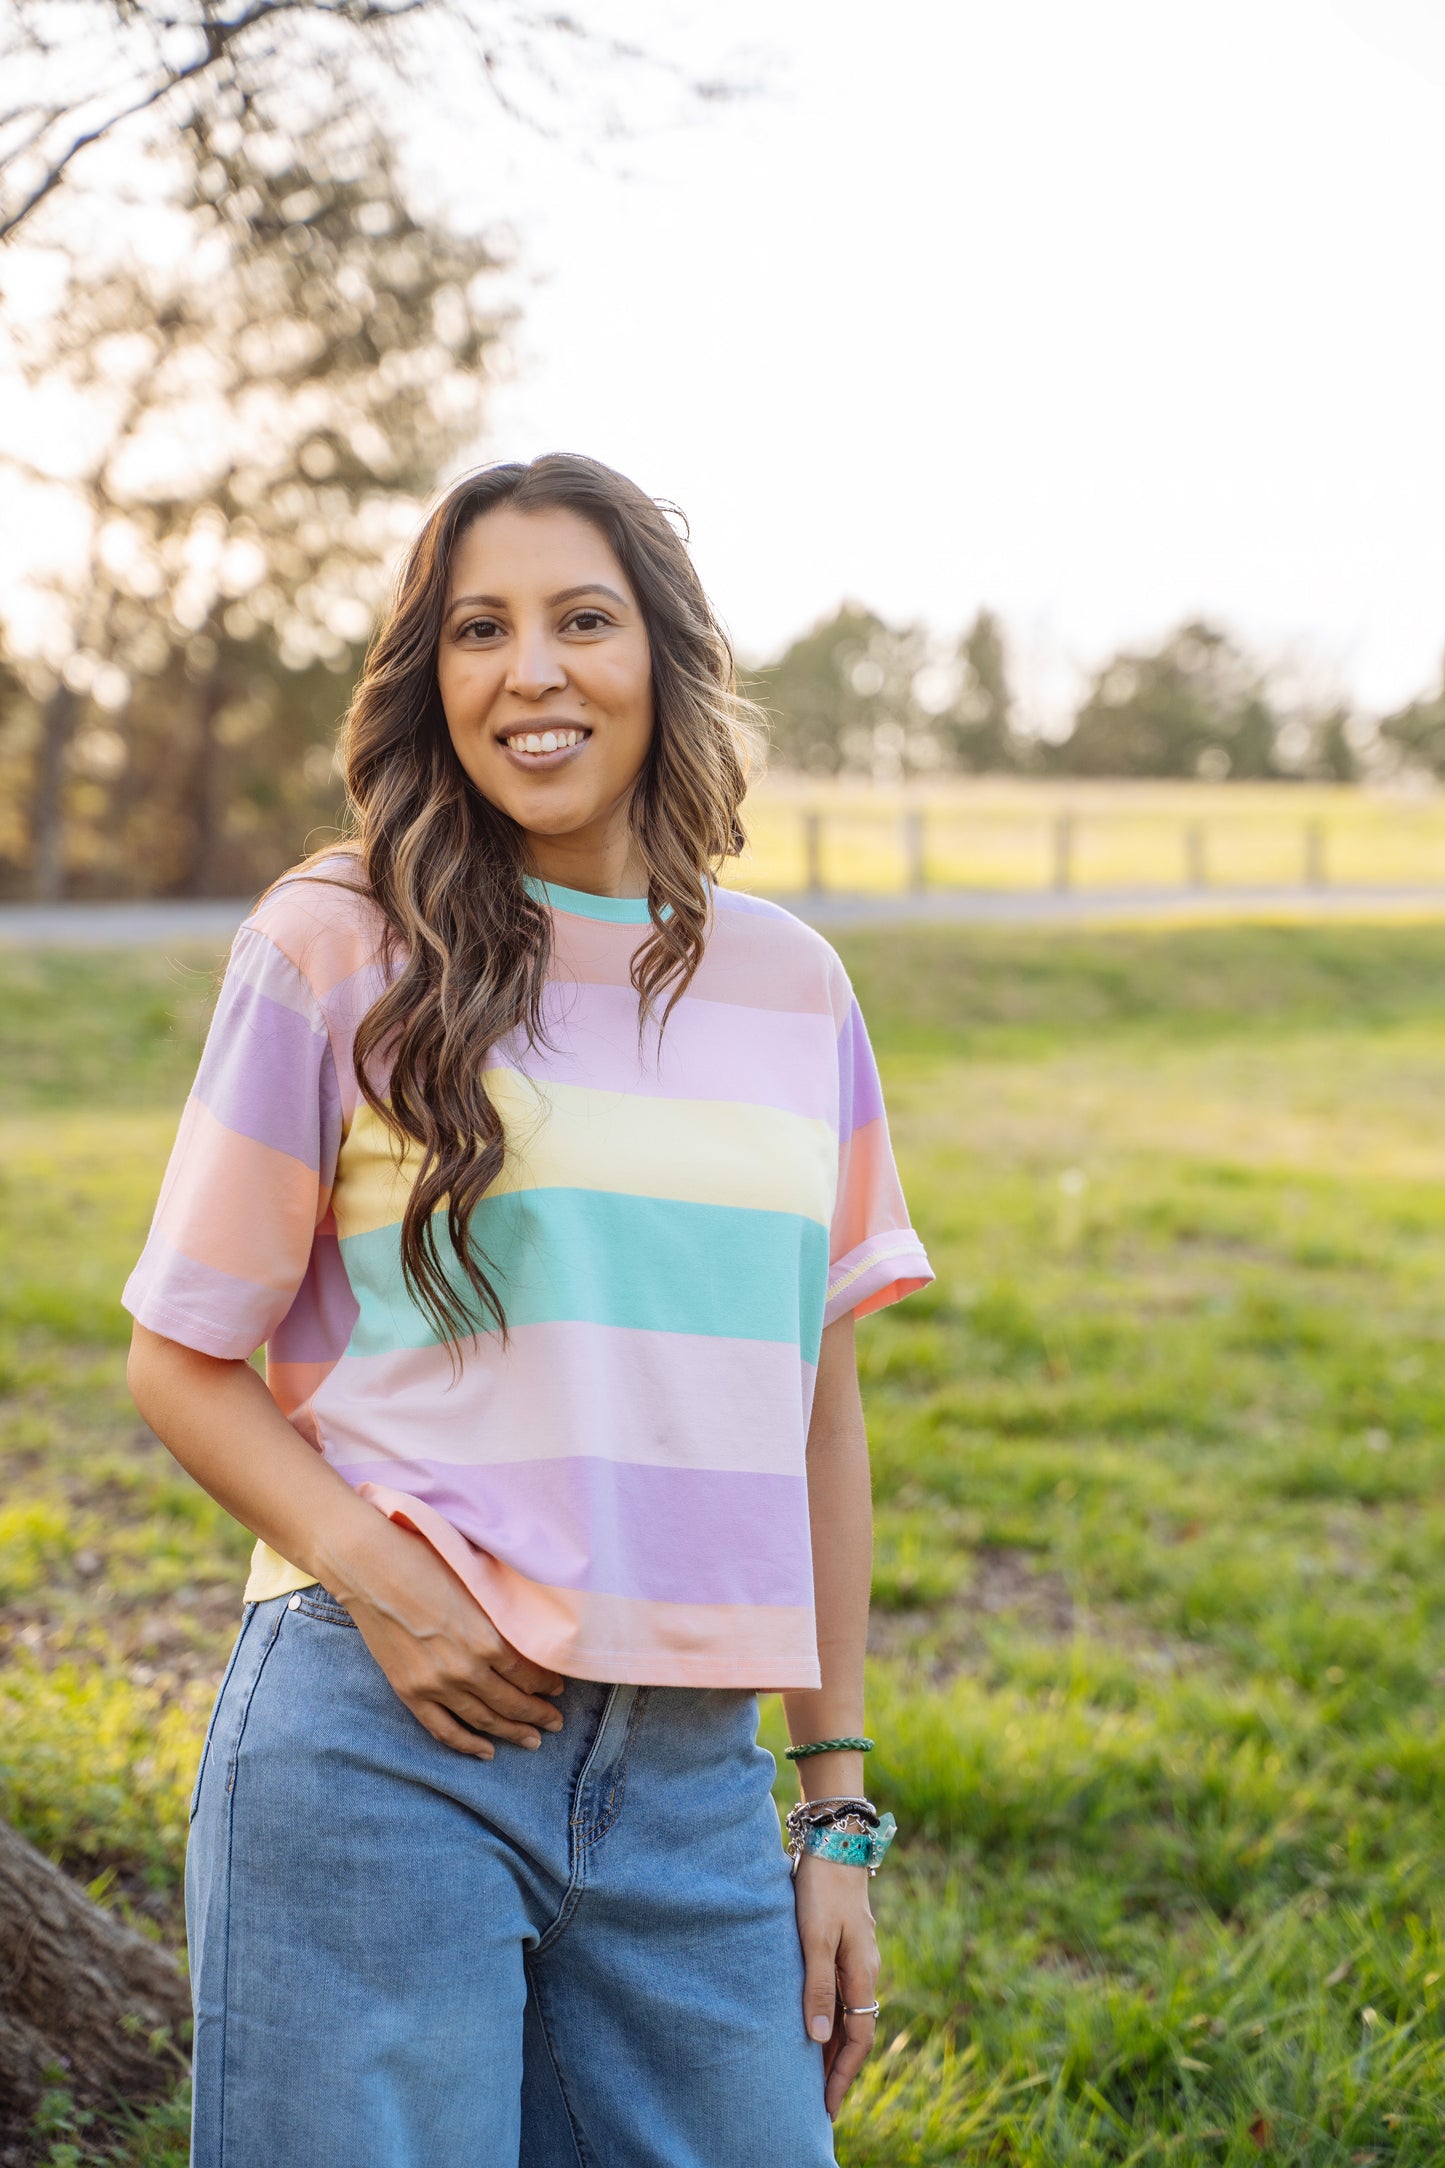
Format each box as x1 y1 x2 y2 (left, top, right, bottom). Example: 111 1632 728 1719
249 861 385 1001
548 907 845 1016
312 1321 814 1475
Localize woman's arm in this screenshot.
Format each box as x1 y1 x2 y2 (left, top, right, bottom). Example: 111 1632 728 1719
783 1311 882 2119
126 1324 565 1754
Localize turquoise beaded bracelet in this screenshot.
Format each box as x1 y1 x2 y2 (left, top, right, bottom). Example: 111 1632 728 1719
785 1800 897 1876
784 1735 874 1761
796 1812 896 1874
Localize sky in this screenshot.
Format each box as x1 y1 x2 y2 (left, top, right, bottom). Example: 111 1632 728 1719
444 0 1445 729
3 0 1442 732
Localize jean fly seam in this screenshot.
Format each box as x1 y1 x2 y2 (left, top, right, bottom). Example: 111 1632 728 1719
575 1686 650 1852
534 1686 624 1952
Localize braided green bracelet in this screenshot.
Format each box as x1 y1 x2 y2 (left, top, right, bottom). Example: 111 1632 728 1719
783 1736 874 1761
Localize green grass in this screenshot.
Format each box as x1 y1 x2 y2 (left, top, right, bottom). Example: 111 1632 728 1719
7 925 1445 2162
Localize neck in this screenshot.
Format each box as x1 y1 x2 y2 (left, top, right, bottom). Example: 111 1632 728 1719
524 813 646 900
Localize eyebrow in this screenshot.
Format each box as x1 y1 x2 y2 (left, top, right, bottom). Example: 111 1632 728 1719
448 584 629 614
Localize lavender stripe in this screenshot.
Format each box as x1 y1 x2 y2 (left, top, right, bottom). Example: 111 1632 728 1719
837 1001 885 1139
193 979 339 1174
485 981 838 1124
319 957 395 1108
334 1455 815 1608
268 1232 360 1364
122 1233 284 1360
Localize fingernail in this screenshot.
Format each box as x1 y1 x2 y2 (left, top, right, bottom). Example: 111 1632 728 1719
810 2016 832 2042
523 1732 541 1750
545 1716 564 1732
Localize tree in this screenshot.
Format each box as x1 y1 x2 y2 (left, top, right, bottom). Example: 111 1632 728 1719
0 1815 190 2147
936 606 1022 772
4 125 503 897
1377 656 1445 780
1 0 735 241
748 604 937 779
1053 619 1281 779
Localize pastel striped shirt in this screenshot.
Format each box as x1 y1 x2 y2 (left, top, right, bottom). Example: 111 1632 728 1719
122 861 933 1688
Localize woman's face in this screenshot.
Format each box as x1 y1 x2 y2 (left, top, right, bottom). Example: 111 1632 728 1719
436 504 654 858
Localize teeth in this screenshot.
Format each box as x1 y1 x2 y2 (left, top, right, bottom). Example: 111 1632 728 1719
507 727 585 753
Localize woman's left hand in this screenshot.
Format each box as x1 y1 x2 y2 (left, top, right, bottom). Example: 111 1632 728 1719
793 1851 881 2118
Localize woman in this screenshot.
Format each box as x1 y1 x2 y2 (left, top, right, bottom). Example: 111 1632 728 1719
125 453 933 2167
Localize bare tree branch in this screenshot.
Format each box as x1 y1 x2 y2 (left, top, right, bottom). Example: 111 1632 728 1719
1 0 750 241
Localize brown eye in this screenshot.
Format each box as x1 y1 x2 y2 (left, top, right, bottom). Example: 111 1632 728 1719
566 610 610 633
459 617 502 641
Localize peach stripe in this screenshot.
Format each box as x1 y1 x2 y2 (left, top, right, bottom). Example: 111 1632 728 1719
156 1098 321 1290
831 1115 908 1259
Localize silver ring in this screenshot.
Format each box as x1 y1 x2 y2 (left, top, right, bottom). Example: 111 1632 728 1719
842 2000 881 2018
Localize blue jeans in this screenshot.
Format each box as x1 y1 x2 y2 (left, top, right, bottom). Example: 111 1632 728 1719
186 1588 838 2167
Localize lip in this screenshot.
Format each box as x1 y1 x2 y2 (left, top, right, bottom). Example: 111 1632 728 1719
494 725 592 775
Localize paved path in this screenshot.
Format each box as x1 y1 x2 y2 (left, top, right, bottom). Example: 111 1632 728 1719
5 886 1445 950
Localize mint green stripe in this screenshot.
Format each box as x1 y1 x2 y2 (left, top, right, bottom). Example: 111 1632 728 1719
341 1188 828 1359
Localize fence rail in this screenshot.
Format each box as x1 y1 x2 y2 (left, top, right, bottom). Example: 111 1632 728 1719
750 801 1435 897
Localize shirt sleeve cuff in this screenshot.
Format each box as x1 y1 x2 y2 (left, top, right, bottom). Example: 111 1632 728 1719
824 1230 934 1328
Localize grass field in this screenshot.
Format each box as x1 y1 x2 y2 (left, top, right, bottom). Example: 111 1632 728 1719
6 924 1445 2162
736 778 1445 897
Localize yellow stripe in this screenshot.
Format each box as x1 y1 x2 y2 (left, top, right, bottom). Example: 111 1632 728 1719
330 1070 836 1241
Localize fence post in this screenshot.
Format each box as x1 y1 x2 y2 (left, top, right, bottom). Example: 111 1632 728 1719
1052 812 1075 893
1185 822 1207 888
901 807 926 893
802 808 824 893
1304 819 1327 887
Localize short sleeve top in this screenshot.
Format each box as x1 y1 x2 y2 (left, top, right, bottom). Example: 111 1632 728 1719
123 860 934 1689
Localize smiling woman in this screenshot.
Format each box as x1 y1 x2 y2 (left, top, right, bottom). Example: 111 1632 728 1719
121 454 932 2167
439 516 653 815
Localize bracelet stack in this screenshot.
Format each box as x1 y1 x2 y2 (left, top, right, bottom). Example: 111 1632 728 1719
784 1796 897 1877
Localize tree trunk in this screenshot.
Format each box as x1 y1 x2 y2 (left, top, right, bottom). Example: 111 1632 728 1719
28 684 81 903
175 672 229 897
0 1817 189 2151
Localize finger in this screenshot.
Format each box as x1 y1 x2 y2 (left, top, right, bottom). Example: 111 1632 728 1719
415 1701 496 1759
462 1667 567 1731
824 2021 875 2119
801 1937 839 2048
446 1669 564 1733
444 1689 551 1750
492 1647 567 1699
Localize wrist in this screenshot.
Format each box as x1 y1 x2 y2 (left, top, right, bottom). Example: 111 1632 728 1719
306 1496 411 1607
795 1749 867 1801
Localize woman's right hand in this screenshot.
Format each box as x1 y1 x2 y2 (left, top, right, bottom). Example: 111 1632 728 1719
334 1516 566 1758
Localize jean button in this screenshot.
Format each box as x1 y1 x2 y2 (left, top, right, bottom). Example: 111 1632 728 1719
288 1594 302 1610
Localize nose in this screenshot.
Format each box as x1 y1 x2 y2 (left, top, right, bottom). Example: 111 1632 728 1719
506 620 568 702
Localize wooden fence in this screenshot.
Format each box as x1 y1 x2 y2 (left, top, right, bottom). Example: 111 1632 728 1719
744 798 1438 898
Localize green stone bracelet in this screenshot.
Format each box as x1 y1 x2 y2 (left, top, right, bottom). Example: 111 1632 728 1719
783 1736 874 1761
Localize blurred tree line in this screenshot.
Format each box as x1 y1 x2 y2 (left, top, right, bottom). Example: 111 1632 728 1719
0 0 1441 899
744 605 1445 793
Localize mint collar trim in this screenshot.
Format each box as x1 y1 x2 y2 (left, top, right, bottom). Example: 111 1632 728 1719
523 874 655 925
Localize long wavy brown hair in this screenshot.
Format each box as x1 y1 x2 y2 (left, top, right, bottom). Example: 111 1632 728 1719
334 453 765 1347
